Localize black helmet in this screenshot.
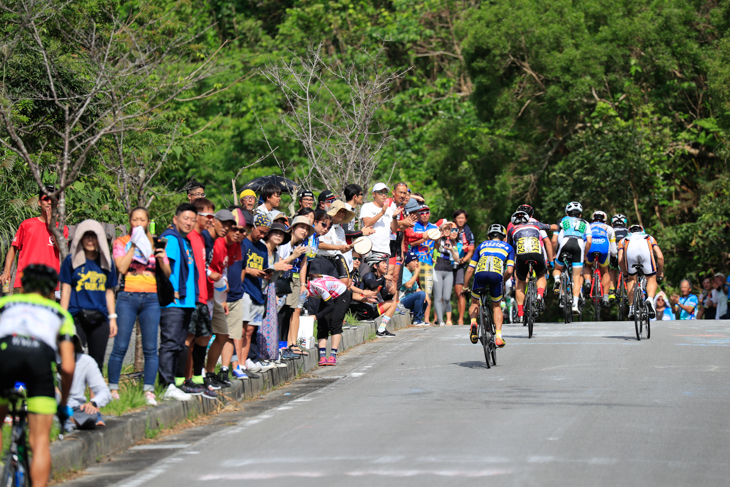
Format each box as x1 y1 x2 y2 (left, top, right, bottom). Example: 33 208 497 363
20 264 58 296
487 224 507 239
592 210 607 223
516 204 534 218
611 214 628 227
511 211 529 226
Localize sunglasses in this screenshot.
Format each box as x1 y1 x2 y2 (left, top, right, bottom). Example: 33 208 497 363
374 190 389 195
189 192 205 198
40 195 52 202
231 227 246 233
450 228 458 233
353 257 362 262
419 211 430 215
317 223 332 231
198 212 214 219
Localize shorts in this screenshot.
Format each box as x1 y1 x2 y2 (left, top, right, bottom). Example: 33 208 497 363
309 256 348 279
285 276 307 309
586 239 610 267
418 262 434 295
471 271 503 302
515 253 547 281
211 299 229 336
188 302 213 337
227 299 245 339
0 336 57 415
242 293 265 326
454 265 466 286
624 240 657 276
556 237 585 268
350 301 385 321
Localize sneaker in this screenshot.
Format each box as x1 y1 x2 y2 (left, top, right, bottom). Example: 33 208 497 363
601 296 610 308
628 306 635 319
180 379 204 396
325 356 337 366
280 349 297 360
274 359 288 368
537 294 545 312
204 372 223 390
164 384 191 402
258 361 276 371
571 302 580 314
412 320 428 327
469 323 479 344
145 391 158 406
246 370 261 379
318 356 328 366
217 369 232 387
495 334 505 348
608 290 616 302
110 390 120 401
376 329 396 337
646 299 656 319
245 359 262 372
232 366 249 380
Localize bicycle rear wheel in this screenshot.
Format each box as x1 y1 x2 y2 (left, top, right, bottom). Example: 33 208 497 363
562 277 572 324
478 300 491 368
617 282 625 321
527 278 535 338
593 271 601 322
489 317 497 366
634 286 642 341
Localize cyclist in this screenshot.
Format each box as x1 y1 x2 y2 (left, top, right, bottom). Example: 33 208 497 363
583 211 617 307
0 264 76 487
507 211 552 316
608 214 629 301
552 202 592 314
462 224 515 348
617 224 665 319
507 204 556 268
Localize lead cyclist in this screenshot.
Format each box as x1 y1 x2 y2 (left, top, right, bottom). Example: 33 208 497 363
0 265 76 487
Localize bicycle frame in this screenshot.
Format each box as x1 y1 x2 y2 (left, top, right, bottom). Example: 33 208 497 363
2 384 31 487
589 253 603 321
477 291 497 368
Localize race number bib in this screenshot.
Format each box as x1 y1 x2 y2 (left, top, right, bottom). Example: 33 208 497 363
516 236 540 254
562 219 586 233
476 256 503 275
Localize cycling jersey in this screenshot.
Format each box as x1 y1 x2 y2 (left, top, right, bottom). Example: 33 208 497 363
557 216 592 240
469 240 515 277
618 232 659 276
508 222 551 280
307 275 347 301
0 293 75 352
586 222 617 267
613 226 629 244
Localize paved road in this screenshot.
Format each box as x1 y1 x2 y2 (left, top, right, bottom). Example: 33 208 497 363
65 319 730 487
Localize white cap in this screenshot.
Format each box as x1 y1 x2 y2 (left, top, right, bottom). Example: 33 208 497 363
372 182 389 192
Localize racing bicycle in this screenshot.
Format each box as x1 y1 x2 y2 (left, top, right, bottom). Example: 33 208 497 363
615 271 629 321
523 260 539 338
631 264 651 340
588 252 603 322
2 383 31 487
558 252 574 323
473 287 497 368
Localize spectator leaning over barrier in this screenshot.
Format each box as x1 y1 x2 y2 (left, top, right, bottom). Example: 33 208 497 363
318 190 336 211
240 214 271 372
1 184 68 294
277 216 313 356
108 207 161 406
362 254 397 337
306 275 352 366
400 250 427 326
697 276 716 320
156 203 198 402
318 200 355 286
239 189 257 213
60 219 118 373
298 189 315 212
670 279 699 320
180 198 218 399
652 291 674 321
186 180 206 203
713 273 728 319
452 209 475 325
64 336 111 431
255 184 282 220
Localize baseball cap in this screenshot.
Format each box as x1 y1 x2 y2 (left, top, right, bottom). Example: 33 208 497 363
239 189 256 200
404 197 421 215
299 190 315 200
318 190 336 203
39 184 56 199
372 182 389 192
214 209 236 223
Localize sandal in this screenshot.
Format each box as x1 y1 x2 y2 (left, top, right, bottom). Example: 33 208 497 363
289 345 308 356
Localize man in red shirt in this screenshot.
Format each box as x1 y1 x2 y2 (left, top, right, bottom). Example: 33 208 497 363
1 185 69 294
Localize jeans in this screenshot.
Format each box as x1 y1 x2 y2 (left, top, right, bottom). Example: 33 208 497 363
402 291 426 322
107 292 160 392
158 307 194 387
433 270 454 323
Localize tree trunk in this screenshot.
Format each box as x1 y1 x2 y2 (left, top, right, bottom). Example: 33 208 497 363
134 320 144 373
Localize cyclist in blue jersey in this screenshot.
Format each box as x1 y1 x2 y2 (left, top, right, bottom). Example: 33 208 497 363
0 265 76 487
551 202 592 314
462 224 515 348
583 211 617 307
608 214 629 302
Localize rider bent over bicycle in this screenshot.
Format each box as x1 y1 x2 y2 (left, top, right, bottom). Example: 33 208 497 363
462 224 515 348
617 224 665 319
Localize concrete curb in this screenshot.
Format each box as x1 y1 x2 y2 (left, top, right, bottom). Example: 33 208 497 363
51 313 411 476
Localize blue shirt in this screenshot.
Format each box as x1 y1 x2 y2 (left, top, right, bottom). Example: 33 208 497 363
678 294 698 320
469 240 515 277
165 234 196 309
60 255 118 317
400 267 420 296
242 238 269 305
227 242 245 302
412 222 438 266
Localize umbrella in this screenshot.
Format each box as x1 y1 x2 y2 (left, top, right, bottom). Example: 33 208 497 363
240 175 298 194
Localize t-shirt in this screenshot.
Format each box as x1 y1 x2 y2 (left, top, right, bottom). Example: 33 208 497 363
317 224 346 258
242 238 269 305
60 255 118 317
400 267 420 296
678 294 699 320
227 241 245 302
651 307 674 321
359 202 394 254
278 240 309 277
112 235 160 293
409 222 438 266
11 217 69 288
455 224 475 261
210 238 241 277
714 289 727 319
307 275 347 300
188 230 209 304
164 234 196 309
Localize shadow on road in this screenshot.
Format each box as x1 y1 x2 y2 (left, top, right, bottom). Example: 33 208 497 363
603 335 637 341
454 361 491 369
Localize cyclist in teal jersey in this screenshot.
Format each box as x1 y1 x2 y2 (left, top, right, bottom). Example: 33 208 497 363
551 202 592 313
0 265 76 487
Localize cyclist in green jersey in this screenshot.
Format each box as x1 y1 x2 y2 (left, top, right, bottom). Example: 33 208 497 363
0 265 76 487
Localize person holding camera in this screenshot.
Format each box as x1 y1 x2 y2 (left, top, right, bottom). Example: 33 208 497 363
433 220 460 326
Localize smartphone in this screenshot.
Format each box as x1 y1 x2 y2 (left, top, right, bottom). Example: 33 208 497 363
264 268 274 275
154 237 167 250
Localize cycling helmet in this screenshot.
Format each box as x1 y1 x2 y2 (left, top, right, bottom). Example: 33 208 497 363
511 211 529 226
565 201 582 216
20 264 58 296
611 214 628 227
487 223 507 239
516 204 534 218
592 210 607 223
629 224 644 234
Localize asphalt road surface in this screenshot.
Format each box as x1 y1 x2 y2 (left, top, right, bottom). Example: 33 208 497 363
64 319 730 487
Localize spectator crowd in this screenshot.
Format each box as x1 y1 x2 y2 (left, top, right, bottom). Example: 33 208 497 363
2 179 729 410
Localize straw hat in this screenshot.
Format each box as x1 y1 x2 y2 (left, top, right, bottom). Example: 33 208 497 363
327 200 355 223
290 216 315 239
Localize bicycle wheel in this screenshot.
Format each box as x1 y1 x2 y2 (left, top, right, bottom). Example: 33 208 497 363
478 300 490 368
562 277 572 324
489 316 497 366
593 271 601 322
527 278 535 338
633 285 642 341
617 282 625 321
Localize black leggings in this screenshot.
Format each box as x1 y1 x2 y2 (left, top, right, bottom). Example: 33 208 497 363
316 291 352 339
74 316 110 373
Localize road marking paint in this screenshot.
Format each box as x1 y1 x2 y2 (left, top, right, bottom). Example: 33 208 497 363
129 444 191 450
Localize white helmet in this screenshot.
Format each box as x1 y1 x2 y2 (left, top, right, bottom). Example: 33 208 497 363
565 201 582 216
487 224 507 238
511 211 529 226
592 210 607 223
